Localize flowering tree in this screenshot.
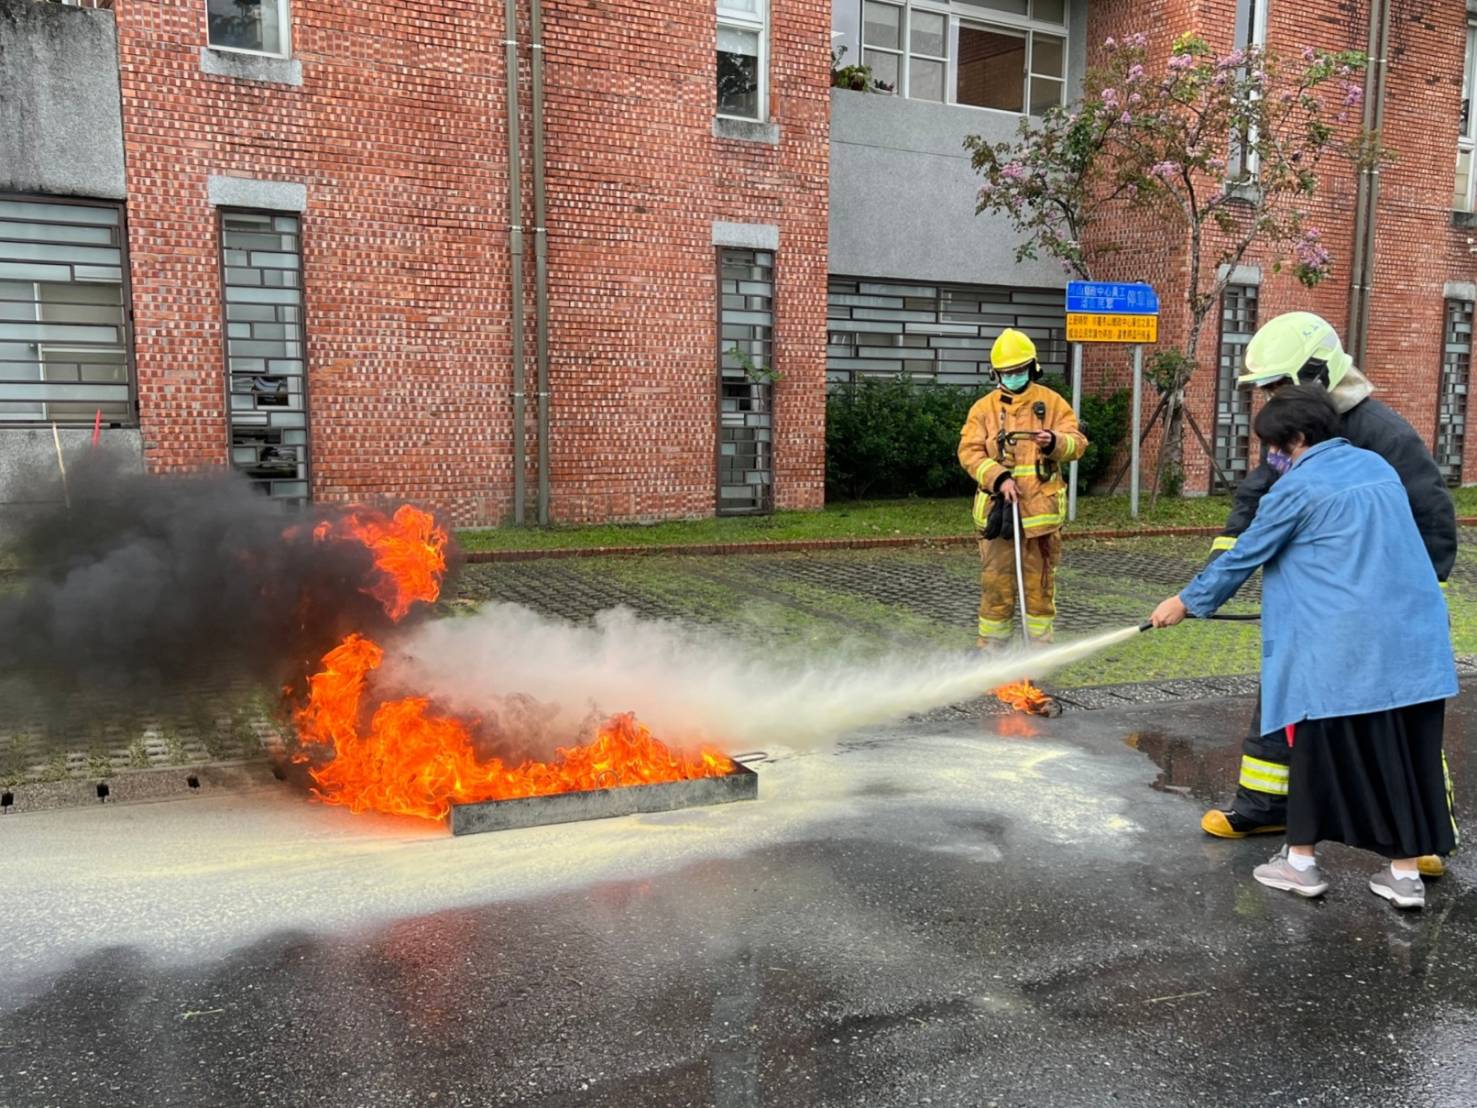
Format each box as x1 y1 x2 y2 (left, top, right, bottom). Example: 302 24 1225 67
968 32 1374 497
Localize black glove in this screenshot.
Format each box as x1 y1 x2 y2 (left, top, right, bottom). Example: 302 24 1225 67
982 496 1014 542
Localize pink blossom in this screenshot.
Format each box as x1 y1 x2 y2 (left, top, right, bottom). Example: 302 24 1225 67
1344 83 1363 107
1128 92 1143 106
1126 64 1146 83
1120 111 1133 124
1104 35 1118 50
1102 87 1120 106
1218 48 1246 69
1125 33 1148 49
1168 53 1195 71
1150 160 1180 181
1001 162 1027 180
1301 45 1316 62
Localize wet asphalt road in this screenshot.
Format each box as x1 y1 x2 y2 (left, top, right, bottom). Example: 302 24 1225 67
3 692 1476 1108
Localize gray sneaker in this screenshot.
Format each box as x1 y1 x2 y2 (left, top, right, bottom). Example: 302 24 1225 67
1369 866 1425 910
1253 845 1329 898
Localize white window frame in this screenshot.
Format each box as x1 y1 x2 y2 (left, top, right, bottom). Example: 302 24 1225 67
1227 0 1269 181
1458 21 1477 212
205 0 292 60
717 0 769 122
859 0 1067 118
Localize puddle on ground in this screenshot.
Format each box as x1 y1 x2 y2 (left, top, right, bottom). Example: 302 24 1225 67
1122 730 1240 803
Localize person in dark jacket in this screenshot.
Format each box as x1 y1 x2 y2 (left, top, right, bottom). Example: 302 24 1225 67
1200 312 1458 879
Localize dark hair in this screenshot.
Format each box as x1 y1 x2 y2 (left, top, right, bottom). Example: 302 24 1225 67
1252 384 1342 452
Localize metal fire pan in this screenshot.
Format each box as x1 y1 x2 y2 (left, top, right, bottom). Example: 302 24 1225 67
447 761 758 836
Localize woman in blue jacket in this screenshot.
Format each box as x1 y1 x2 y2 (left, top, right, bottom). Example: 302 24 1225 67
1150 386 1457 910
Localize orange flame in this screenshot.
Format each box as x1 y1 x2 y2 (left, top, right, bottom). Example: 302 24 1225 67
295 632 734 821
993 680 1054 717
314 505 450 619
291 503 734 822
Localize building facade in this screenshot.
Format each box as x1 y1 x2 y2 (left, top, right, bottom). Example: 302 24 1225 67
828 0 1477 494
6 0 1475 527
1 0 828 524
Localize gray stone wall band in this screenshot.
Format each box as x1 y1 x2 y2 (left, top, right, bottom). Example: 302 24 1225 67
712 220 779 250
1445 281 1477 303
207 176 308 212
0 0 127 200
712 117 780 145
1216 264 1262 287
199 47 303 87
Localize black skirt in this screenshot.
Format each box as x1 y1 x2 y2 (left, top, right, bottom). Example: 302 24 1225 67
1286 699 1457 859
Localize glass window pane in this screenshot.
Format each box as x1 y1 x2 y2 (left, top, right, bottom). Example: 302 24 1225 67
207 0 287 55
717 27 761 117
1029 76 1064 114
864 49 900 93
970 0 1028 13
717 0 761 16
1032 0 1066 23
1456 147 1472 212
862 1 901 50
910 11 946 58
910 58 946 102
956 25 1025 112
1032 34 1065 79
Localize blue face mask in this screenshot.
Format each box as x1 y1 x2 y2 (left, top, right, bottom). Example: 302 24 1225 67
1000 371 1031 393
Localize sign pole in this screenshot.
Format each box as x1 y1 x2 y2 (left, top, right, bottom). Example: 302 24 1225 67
1130 344 1143 519
1067 342 1083 522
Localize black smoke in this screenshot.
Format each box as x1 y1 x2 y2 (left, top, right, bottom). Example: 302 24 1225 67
0 456 451 715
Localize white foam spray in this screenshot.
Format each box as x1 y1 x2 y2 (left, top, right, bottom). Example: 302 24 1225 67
383 604 1143 752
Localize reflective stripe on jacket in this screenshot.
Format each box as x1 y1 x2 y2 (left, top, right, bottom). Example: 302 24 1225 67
957 382 1088 538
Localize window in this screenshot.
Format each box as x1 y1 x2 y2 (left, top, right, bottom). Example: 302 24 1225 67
220 211 309 504
860 0 1066 112
718 248 774 515
717 0 767 121
1457 22 1477 211
206 0 290 58
0 198 133 426
826 277 1067 388
1213 283 1258 492
1437 299 1471 486
1227 0 1268 181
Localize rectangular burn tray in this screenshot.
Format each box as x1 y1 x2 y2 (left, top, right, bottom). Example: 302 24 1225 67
447 761 758 836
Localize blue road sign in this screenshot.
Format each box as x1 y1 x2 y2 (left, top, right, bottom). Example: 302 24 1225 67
1066 281 1159 316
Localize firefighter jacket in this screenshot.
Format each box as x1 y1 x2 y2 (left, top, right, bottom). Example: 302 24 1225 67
1212 396 1456 581
958 382 1088 539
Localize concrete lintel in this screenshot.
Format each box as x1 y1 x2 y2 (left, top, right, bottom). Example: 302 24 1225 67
1216 264 1262 287
1445 281 1477 303
712 117 780 145
712 220 779 251
208 175 307 212
199 47 303 87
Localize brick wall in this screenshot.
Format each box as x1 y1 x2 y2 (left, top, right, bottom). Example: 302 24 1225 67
1085 0 1477 492
113 0 828 525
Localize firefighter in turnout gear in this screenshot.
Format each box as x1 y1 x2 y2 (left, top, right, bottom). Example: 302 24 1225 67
958 329 1088 651
1202 311 1458 879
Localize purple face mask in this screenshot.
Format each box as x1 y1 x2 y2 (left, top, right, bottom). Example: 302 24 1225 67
1267 447 1292 475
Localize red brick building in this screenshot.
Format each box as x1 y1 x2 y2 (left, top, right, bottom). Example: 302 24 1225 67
1 0 828 524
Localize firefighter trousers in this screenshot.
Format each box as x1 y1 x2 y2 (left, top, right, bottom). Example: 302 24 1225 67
977 531 1061 647
1230 689 1460 851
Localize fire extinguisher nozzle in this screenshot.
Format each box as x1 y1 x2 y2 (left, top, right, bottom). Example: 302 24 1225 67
1138 620 1155 633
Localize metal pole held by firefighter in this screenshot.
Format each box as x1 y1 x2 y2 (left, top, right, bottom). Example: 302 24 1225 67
1011 499 1030 649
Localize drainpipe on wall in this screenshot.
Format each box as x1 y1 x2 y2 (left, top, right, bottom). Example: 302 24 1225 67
1347 0 1391 368
504 0 527 524
531 0 551 526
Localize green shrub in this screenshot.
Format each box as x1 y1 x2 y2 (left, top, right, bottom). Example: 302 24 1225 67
826 375 1133 501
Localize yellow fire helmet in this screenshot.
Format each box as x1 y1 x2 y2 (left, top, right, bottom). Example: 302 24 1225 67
990 327 1038 372
1238 311 1353 390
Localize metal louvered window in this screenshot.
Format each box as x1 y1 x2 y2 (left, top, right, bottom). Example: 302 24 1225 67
221 210 309 504
1213 283 1257 492
1438 298 1471 486
718 248 774 515
826 276 1067 388
0 197 134 426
